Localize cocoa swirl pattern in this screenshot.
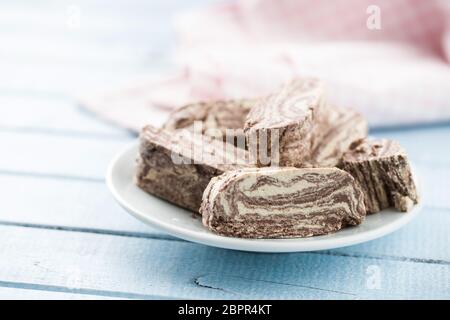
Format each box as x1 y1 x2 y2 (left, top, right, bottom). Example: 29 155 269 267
344 139 403 161
342 139 419 213
162 99 257 145
308 107 368 167
141 125 250 170
245 78 324 129
244 78 326 167
200 167 366 238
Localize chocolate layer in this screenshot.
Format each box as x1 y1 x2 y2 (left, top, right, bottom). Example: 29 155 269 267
200 167 366 238
342 139 419 213
136 125 251 213
244 78 326 167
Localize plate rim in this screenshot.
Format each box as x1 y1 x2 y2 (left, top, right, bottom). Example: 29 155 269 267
106 142 423 253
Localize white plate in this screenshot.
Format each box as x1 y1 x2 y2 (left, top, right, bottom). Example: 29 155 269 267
107 143 423 253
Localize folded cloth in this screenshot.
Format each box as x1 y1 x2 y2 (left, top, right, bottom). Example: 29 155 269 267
81 0 450 132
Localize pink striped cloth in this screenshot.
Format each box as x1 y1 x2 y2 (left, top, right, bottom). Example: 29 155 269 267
82 0 450 131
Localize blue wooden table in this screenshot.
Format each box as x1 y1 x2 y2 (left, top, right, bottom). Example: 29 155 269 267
0 0 449 299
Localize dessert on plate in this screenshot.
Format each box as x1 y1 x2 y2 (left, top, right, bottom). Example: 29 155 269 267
135 77 419 238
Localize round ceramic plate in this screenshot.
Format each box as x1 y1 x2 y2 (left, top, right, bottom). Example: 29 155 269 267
107 143 422 253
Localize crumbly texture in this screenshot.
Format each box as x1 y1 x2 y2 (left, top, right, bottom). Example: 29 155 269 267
244 78 326 167
136 126 251 213
200 167 366 238
308 106 368 167
342 139 419 213
162 99 257 147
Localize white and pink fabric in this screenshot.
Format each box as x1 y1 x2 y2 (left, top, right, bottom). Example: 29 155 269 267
82 0 450 131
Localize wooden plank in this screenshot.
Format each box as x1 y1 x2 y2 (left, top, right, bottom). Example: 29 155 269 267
332 207 450 263
0 15 170 97
0 6 169 39
0 0 215 31
0 0 220 96
0 60 160 98
0 33 165 67
0 14 168 95
419 166 450 209
0 174 166 237
0 225 447 299
0 0 218 71
0 96 131 137
0 286 123 300
0 132 132 179
0 0 214 31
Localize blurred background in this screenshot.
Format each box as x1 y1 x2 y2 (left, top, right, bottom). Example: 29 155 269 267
2 0 217 102
3 0 450 132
